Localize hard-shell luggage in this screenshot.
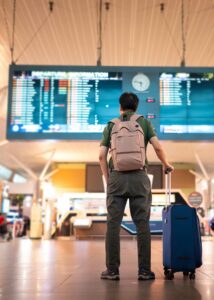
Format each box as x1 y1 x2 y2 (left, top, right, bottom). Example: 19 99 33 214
162 170 202 280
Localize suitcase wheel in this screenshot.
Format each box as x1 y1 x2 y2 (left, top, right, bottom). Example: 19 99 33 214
164 267 168 276
165 270 174 280
189 272 195 280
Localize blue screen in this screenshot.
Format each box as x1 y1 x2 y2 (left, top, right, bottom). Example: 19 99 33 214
8 69 122 138
7 65 214 140
160 72 214 135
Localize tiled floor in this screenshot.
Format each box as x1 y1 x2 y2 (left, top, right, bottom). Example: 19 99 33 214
0 237 213 300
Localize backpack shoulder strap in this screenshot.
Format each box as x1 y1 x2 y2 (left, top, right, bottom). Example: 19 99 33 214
110 118 121 125
130 114 144 122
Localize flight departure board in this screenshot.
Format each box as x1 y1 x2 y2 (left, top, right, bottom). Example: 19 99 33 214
160 72 214 135
8 69 122 139
7 65 214 140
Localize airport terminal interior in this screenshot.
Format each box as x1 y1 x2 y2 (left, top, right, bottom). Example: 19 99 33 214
0 0 214 299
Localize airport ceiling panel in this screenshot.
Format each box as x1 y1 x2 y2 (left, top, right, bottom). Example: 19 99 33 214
0 0 214 90
0 0 214 175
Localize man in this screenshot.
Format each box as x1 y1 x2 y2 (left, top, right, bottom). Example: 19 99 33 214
99 92 174 281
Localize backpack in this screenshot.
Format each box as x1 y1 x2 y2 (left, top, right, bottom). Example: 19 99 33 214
109 114 145 171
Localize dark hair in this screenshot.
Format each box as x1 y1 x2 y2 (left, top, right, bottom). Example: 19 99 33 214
119 93 139 112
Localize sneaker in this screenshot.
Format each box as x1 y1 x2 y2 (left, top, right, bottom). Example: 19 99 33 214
138 270 155 281
101 269 120 280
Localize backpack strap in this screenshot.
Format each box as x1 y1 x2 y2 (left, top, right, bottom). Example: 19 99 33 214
110 118 121 125
130 114 144 122
110 114 144 124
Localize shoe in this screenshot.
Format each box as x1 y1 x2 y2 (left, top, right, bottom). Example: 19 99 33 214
101 269 120 280
138 270 155 281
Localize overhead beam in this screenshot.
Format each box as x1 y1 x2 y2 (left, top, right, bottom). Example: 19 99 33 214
39 149 56 180
188 169 203 180
42 168 59 181
10 154 38 180
194 152 210 181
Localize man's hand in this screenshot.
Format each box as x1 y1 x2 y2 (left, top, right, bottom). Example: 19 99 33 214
163 163 174 174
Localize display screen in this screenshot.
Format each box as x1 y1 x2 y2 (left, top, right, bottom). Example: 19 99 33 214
7 65 214 140
160 72 214 134
8 68 122 139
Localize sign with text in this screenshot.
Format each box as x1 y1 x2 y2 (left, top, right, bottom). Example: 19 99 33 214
188 192 203 207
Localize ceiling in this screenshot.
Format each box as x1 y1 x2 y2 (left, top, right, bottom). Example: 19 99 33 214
0 0 214 178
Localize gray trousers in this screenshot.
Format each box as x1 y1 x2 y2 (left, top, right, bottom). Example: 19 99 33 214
106 169 152 271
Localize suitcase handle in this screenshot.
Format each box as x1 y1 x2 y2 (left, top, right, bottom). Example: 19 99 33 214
164 167 173 174
165 168 173 207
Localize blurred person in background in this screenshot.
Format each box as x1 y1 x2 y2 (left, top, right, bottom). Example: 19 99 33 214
0 212 12 241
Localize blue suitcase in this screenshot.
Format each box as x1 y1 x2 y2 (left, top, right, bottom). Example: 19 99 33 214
162 172 202 280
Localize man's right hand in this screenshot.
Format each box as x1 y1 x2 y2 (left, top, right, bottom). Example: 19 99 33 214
164 163 174 174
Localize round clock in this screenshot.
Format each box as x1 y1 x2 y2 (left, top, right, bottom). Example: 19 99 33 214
132 73 150 92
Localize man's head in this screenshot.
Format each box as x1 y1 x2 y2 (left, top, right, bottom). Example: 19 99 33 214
119 92 139 112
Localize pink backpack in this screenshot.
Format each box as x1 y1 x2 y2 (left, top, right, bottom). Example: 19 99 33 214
110 114 145 171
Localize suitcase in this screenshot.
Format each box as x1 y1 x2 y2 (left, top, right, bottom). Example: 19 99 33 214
162 170 202 280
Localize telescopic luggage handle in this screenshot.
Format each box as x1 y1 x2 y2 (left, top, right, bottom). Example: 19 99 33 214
165 168 173 207
164 167 173 174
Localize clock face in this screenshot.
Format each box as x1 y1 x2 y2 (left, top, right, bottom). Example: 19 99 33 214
132 73 150 92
